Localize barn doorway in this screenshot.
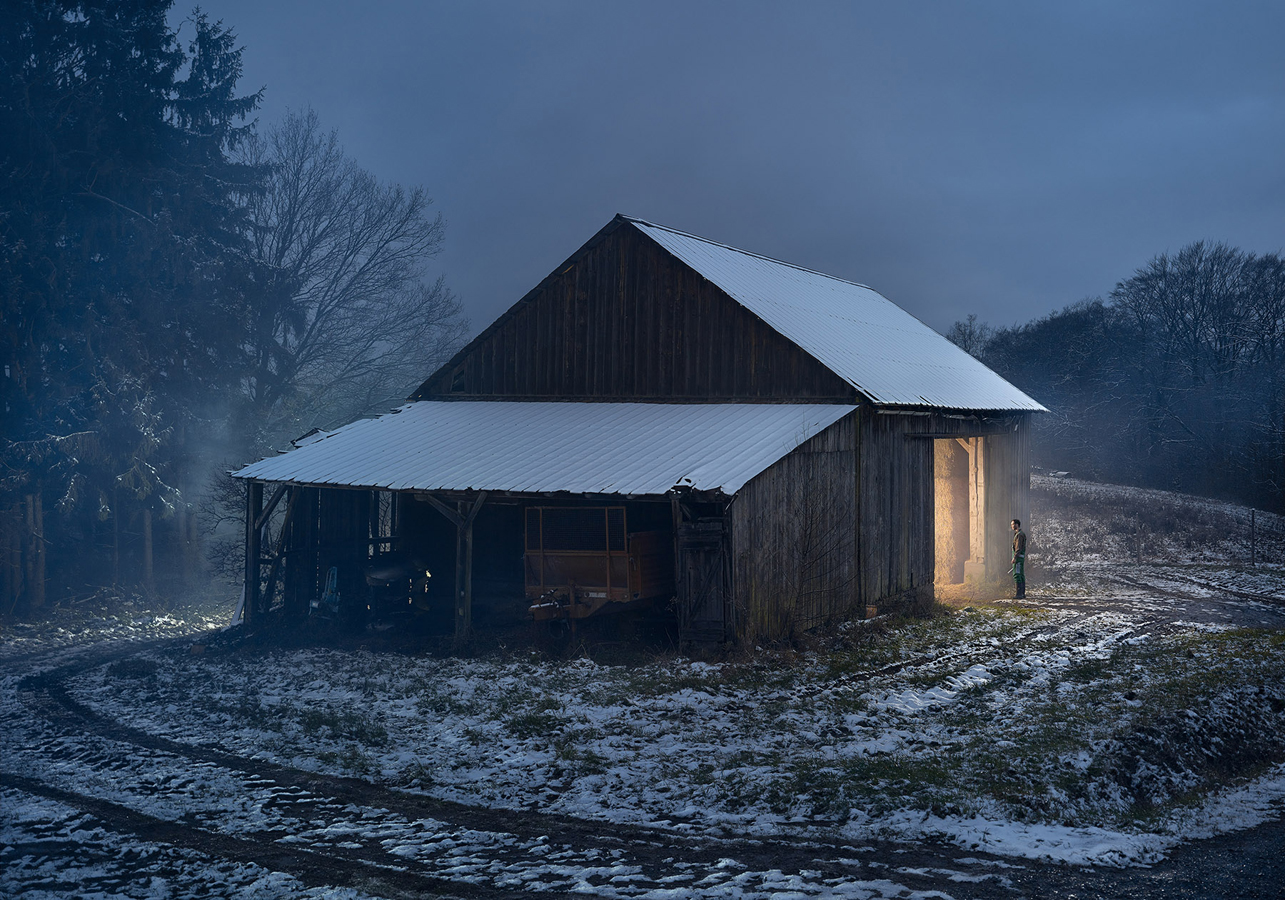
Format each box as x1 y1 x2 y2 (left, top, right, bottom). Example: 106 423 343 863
934 437 986 588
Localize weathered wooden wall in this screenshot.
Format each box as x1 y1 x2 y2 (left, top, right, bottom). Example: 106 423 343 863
857 409 935 613
725 408 1034 642
857 410 1033 611
413 222 857 402
730 413 858 642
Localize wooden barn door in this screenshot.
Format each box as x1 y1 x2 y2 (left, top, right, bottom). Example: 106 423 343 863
677 519 730 644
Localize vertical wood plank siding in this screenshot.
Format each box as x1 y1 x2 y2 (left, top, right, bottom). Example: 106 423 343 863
414 225 856 402
857 411 1034 612
858 410 936 613
731 413 859 642
732 409 1033 641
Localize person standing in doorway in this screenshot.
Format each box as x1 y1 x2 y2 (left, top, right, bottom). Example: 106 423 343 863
1011 519 1027 599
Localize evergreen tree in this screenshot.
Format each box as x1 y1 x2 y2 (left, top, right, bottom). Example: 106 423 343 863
0 1 261 605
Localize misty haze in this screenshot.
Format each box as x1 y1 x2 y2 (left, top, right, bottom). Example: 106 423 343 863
3 2 1285 898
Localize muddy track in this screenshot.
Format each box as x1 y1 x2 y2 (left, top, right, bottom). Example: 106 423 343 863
6 640 1027 898
1149 571 1285 606
0 771 514 900
808 612 1158 700
9 631 1285 899
19 660 680 852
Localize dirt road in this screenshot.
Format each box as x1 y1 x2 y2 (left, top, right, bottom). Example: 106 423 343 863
4 586 1284 900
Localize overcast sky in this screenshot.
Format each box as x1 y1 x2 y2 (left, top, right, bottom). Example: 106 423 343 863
190 1 1285 336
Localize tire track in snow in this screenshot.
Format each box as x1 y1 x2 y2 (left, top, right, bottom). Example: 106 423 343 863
1120 571 1285 607
19 660 697 850
0 771 534 899
8 641 1019 899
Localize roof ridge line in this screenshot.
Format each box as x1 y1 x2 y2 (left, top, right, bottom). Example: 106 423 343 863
619 214 880 293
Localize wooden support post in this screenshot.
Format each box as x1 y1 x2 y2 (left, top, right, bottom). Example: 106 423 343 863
244 481 263 628
670 492 683 612
422 492 487 642
958 437 988 583
25 493 45 610
456 504 468 636
254 484 288 532
1251 509 1257 567
260 488 299 617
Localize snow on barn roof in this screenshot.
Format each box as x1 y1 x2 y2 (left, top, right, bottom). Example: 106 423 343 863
626 217 1045 411
233 400 856 494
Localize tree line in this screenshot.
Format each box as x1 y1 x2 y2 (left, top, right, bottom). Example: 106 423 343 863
950 243 1285 514
1 1 466 613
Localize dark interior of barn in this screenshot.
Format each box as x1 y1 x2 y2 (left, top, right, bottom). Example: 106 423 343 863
247 485 724 644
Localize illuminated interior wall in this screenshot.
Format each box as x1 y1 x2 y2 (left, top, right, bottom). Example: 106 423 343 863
933 439 970 585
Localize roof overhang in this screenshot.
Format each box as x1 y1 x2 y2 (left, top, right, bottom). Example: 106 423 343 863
232 401 857 497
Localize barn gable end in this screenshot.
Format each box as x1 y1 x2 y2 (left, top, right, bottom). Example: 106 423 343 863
413 219 857 402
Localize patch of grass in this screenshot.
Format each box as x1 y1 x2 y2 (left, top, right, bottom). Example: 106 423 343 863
460 726 489 746
399 761 436 788
339 745 372 775
296 707 389 746
1065 658 1110 683
505 695 564 740
106 658 159 679
548 727 609 777
415 690 470 717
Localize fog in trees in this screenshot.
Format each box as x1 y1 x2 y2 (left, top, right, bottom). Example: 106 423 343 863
0 1 465 613
953 243 1285 513
206 109 467 576
234 109 466 455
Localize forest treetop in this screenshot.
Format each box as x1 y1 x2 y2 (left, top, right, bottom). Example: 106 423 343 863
952 242 1285 513
1 1 464 607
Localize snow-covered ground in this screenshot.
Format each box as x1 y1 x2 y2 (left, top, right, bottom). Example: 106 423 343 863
58 603 1285 870
3 476 1285 897
0 587 235 665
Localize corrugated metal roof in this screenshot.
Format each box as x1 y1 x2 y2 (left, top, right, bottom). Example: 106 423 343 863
233 401 856 494
627 218 1046 411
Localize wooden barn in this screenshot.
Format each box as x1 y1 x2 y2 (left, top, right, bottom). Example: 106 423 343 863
233 215 1045 644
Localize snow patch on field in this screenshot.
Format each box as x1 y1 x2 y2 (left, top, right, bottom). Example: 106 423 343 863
60 602 1285 868
5 473 1285 885
0 788 380 900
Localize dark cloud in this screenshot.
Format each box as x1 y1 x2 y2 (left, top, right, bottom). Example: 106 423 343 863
192 0 1285 333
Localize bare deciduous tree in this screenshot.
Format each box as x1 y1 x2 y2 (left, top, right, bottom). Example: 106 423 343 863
945 314 995 358
236 108 467 450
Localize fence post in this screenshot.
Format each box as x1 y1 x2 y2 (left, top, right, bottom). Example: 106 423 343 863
1250 509 1256 567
